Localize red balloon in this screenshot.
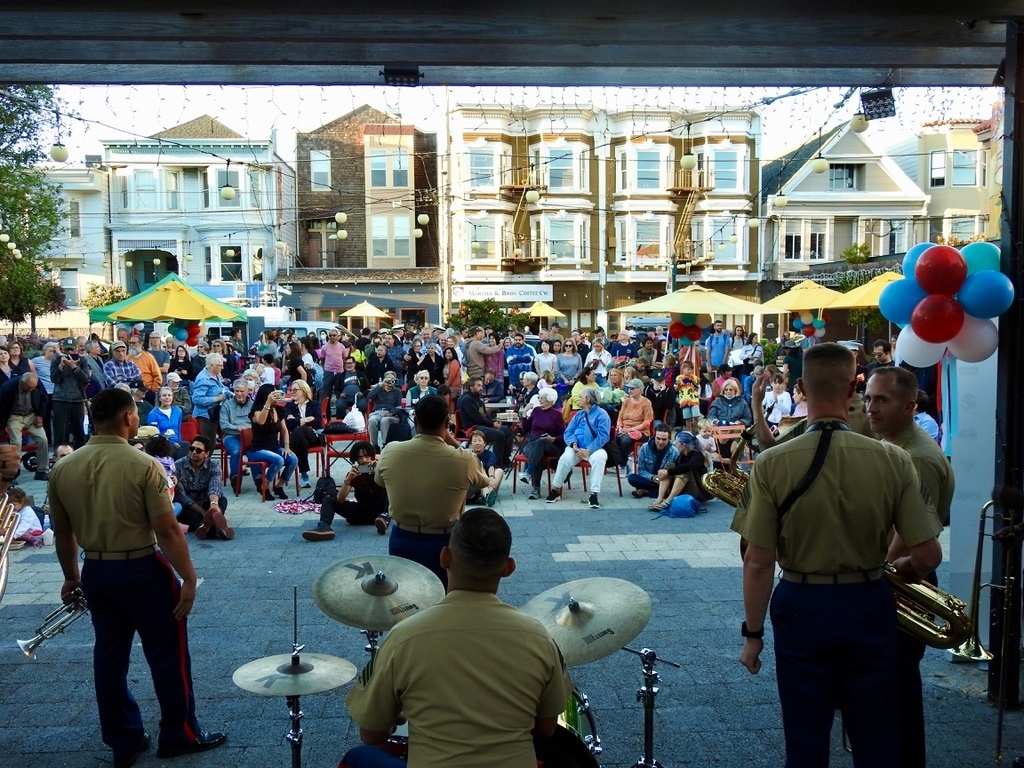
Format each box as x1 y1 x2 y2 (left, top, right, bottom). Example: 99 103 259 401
685 325 702 342
910 294 965 344
668 321 685 339
801 326 815 337
914 245 967 296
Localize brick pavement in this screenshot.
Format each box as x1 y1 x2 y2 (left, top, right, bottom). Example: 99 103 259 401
1 468 1022 767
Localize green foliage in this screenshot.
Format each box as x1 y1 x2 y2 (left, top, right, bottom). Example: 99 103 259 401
762 340 779 365
0 84 66 323
81 282 132 310
850 307 887 333
841 243 871 265
446 298 508 330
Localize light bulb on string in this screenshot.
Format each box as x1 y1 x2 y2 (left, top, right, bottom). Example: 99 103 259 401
413 228 423 238
417 214 429 226
747 218 760 229
335 211 348 225
125 260 133 268
50 143 69 163
525 190 540 203
0 234 8 243
337 230 348 240
153 258 161 266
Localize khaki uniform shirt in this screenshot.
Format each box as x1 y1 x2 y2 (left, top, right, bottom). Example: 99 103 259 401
732 424 941 574
48 435 172 552
374 434 489 529
346 591 569 768
888 422 954 527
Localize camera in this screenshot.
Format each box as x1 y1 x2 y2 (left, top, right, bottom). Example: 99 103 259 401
356 463 374 474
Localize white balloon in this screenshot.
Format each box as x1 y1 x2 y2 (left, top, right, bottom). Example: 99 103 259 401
947 315 999 363
813 327 826 338
896 326 945 368
800 312 814 325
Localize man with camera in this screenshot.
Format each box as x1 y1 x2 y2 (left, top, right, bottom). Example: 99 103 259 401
303 440 389 542
51 337 91 449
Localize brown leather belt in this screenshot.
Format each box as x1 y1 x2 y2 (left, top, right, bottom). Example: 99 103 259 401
395 522 451 535
780 568 882 585
84 545 157 561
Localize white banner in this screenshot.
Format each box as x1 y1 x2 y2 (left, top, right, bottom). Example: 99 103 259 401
452 283 553 302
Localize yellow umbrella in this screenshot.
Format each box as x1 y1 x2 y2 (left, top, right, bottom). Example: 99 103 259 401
96 273 247 322
825 271 902 309
341 301 391 319
760 280 843 312
527 301 566 318
616 284 761 316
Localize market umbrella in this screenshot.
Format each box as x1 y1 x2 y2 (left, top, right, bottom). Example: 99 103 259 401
527 301 566 318
88 273 247 322
825 271 902 309
616 284 761 316
760 279 843 312
341 301 391 319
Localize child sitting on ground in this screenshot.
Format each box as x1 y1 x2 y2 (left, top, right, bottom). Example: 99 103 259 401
5 487 43 549
467 430 503 507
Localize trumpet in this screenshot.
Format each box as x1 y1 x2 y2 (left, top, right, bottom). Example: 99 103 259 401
0 494 20 605
17 589 89 659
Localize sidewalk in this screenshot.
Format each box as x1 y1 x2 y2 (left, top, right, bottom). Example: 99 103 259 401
0 469 1021 768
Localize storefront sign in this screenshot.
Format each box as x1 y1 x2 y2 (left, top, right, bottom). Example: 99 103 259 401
452 283 553 302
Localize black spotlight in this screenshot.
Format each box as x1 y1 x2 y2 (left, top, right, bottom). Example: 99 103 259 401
860 88 897 120
380 67 423 87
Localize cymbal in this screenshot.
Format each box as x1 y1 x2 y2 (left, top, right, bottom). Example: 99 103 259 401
312 555 445 631
520 577 652 667
232 652 356 696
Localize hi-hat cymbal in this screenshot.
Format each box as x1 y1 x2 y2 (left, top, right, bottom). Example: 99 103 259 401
521 577 652 667
313 555 445 631
232 652 356 696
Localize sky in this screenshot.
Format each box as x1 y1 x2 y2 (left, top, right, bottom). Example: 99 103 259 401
50 84 1002 167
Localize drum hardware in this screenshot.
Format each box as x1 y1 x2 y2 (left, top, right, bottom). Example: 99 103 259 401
312 555 444 632
993 499 1021 765
559 687 602 756
623 646 680 768
232 587 357 768
361 628 384 658
17 588 89 658
520 577 653 667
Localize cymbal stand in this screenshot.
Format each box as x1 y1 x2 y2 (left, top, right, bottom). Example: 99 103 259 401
285 586 306 768
361 628 384 660
623 646 681 768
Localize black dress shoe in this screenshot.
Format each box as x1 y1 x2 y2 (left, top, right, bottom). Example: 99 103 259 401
157 731 227 758
274 486 288 500
114 733 150 768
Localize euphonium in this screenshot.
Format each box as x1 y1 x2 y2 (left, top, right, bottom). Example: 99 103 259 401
703 467 973 649
0 494 20 606
17 589 89 659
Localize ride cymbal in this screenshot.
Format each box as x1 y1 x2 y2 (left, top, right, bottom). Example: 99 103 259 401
313 555 445 631
521 577 652 666
232 652 356 696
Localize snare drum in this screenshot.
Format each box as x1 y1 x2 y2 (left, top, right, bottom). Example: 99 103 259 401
559 688 601 755
534 687 601 768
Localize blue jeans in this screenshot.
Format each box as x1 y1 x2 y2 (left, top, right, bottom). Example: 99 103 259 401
341 744 406 768
222 433 242 479
245 448 298 486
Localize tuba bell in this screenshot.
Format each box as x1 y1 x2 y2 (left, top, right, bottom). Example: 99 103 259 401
17 589 89 659
702 465 973 649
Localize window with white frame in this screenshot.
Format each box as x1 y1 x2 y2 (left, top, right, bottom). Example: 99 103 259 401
888 221 907 255
368 148 410 189
929 151 946 187
370 150 387 188
950 216 977 239
544 217 583 263
248 169 263 208
311 150 331 190
829 164 858 190
60 268 79 307
370 214 413 259
216 169 240 208
164 171 181 209
709 216 738 261
690 217 708 262
393 149 409 187
468 149 496 189
952 150 978 186
710 150 739 191
467 218 497 261
784 229 802 260
534 143 587 191
616 145 673 192
68 200 81 238
133 170 157 210
616 216 669 264
809 219 827 259
220 245 243 281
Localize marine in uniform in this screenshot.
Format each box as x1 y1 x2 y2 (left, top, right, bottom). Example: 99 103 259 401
732 342 942 768
47 388 225 767
865 365 953 768
343 508 570 768
374 394 489 587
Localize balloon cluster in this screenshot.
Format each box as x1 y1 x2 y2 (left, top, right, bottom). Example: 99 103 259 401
668 313 713 346
878 242 1013 367
791 312 828 339
168 320 203 346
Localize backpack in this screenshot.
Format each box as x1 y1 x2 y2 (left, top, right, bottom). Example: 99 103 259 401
384 415 413 446
311 475 338 504
655 494 703 519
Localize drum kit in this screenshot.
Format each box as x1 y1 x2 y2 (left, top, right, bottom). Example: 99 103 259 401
232 557 676 768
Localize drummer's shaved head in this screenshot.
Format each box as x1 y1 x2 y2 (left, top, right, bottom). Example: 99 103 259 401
445 508 513 587
801 342 856 401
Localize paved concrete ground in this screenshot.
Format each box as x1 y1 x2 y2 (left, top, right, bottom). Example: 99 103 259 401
1 466 1023 768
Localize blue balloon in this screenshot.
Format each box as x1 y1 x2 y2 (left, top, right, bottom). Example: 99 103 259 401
792 319 804 331
902 243 933 276
812 319 826 329
957 270 1015 319
879 278 929 326
961 241 1001 276
174 328 189 341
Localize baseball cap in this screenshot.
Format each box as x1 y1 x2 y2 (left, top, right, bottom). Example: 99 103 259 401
62 337 76 349
166 372 182 382
112 340 127 350
837 340 863 351
626 378 644 391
